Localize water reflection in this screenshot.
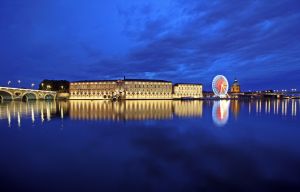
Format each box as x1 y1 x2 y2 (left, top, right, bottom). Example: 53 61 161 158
0 99 299 128
69 100 203 120
230 100 240 118
0 100 204 126
212 100 230 126
0 101 60 127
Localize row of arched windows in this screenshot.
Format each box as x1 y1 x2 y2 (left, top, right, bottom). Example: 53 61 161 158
126 84 172 89
71 92 113 96
127 92 172 96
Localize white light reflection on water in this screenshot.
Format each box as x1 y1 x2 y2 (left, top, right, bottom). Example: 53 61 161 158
0 99 299 128
212 100 230 127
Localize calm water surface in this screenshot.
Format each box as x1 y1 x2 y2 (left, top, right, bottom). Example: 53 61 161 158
0 100 299 192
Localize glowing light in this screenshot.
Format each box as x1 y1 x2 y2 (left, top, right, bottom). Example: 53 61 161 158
31 107 35 123
212 100 230 126
212 75 229 98
41 109 44 123
46 104 51 121
7 106 11 128
17 112 21 127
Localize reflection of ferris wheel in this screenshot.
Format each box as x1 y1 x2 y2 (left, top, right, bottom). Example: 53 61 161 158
212 100 230 126
212 75 229 98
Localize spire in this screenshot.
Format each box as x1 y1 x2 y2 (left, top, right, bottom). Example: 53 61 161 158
234 77 238 83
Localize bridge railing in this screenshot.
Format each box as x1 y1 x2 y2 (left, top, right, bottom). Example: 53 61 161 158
0 87 57 93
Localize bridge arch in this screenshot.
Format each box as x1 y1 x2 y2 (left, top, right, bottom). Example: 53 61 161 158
22 92 37 102
45 94 55 100
0 90 13 101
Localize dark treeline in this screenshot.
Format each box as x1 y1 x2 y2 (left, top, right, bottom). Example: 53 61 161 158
39 80 69 92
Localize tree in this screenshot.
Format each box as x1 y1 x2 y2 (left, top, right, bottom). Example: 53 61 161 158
39 80 70 92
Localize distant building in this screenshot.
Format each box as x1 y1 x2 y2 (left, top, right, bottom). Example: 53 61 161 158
69 79 202 100
123 79 173 99
230 78 241 93
69 80 120 100
173 84 203 99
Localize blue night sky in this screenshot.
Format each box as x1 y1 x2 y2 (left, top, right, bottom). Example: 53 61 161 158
0 0 300 91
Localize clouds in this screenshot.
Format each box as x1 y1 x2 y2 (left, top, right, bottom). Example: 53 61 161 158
114 0 300 88
0 0 299 89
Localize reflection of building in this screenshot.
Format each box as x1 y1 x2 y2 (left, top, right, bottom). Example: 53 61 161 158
230 100 240 118
69 79 202 100
173 100 203 117
0 100 203 125
173 84 202 99
230 78 241 93
69 100 203 120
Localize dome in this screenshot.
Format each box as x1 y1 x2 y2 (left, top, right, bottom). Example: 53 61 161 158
232 78 240 86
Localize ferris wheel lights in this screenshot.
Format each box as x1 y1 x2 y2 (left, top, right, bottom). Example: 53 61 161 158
212 75 229 98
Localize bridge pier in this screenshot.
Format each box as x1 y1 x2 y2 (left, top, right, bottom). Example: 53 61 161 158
22 93 37 102
45 94 55 100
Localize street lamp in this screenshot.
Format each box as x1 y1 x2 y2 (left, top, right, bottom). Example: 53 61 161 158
17 80 21 87
31 83 35 89
7 80 11 86
46 85 51 90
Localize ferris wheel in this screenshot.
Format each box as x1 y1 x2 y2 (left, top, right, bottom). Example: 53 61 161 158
212 75 229 98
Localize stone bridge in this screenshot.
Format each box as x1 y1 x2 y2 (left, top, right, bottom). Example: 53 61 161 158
0 87 57 102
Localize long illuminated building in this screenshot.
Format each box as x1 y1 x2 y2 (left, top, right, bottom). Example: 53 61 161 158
69 79 203 100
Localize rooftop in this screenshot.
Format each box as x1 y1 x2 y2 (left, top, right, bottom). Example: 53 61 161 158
72 80 117 83
124 79 171 83
72 79 172 83
174 83 202 86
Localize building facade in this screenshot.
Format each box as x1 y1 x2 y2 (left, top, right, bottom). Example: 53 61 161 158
173 84 203 99
123 79 173 99
230 78 241 93
69 80 119 100
69 79 202 100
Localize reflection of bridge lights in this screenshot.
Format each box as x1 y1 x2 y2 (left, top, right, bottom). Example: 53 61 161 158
212 100 230 127
291 100 297 116
31 107 35 123
60 107 64 119
259 100 262 113
249 102 251 114
7 106 11 128
17 112 21 127
41 109 44 123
